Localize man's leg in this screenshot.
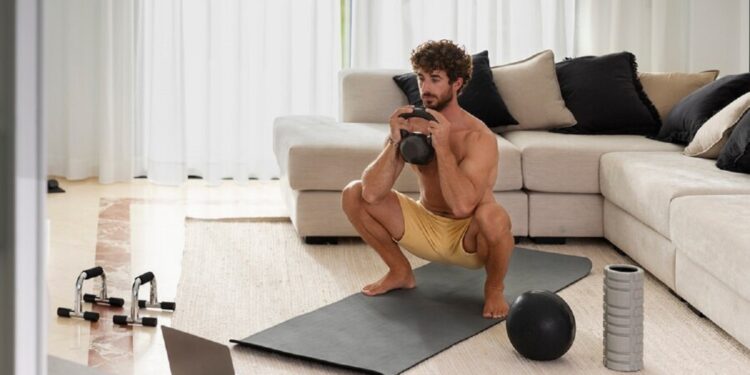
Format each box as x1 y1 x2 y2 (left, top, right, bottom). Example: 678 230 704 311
341 180 415 295
463 201 514 318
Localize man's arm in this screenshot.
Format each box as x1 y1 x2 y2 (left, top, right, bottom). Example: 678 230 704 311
435 131 498 217
361 137 406 203
361 106 413 203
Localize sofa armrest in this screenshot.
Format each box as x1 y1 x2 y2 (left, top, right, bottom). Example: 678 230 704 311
339 69 410 123
273 115 337 176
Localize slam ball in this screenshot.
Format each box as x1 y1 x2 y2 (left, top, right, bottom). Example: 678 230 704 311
506 290 576 361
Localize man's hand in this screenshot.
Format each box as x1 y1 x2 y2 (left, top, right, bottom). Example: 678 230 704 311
389 106 414 144
425 108 452 152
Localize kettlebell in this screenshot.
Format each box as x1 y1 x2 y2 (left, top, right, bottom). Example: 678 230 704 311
398 107 436 165
399 129 434 165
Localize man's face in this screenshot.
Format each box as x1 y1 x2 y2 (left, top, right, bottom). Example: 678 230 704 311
416 69 457 111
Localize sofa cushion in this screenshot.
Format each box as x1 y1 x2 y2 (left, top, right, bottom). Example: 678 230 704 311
684 92 750 159
274 116 523 192
490 50 576 131
392 72 422 105
553 52 661 136
638 70 718 122
671 195 750 301
653 73 750 145
503 131 682 193
339 69 409 123
600 152 750 239
716 109 750 174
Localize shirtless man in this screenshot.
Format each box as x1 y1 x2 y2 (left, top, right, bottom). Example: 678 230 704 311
341 40 514 319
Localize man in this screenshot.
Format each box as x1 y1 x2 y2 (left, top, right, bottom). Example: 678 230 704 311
341 40 514 319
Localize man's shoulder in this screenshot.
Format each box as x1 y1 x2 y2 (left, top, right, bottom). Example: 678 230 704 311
464 117 496 143
461 111 494 134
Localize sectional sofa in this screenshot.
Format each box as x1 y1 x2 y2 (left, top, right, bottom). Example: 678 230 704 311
273 68 750 349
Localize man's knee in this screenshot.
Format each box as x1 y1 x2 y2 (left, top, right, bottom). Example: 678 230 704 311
341 180 364 215
477 205 512 245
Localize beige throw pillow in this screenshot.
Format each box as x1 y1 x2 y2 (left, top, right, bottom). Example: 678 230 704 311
684 92 750 158
491 50 576 131
639 70 719 121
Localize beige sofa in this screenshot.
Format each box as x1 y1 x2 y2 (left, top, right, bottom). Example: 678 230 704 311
274 69 750 348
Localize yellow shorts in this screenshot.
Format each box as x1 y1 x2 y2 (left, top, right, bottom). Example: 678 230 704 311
393 191 484 269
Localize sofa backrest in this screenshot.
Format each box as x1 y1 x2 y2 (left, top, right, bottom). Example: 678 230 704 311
339 69 410 123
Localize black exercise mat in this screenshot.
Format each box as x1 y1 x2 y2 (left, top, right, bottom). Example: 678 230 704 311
231 247 592 374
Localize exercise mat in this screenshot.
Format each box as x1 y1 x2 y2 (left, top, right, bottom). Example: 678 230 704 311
231 247 592 374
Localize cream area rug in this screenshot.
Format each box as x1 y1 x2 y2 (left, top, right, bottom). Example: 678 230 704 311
171 219 750 374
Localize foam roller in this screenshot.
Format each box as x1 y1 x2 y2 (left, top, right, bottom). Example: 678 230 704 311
603 264 644 372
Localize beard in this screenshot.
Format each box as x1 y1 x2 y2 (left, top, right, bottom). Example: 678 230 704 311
422 89 453 111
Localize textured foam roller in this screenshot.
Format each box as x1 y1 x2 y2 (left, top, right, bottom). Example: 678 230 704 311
603 264 644 372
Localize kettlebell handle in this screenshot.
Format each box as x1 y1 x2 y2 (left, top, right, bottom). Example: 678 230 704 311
400 129 432 142
398 106 436 122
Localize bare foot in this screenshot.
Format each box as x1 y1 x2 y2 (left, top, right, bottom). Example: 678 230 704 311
362 269 416 296
483 287 509 319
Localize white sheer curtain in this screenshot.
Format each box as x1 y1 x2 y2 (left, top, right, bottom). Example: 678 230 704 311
574 0 690 72
351 0 577 69
139 0 341 185
350 0 747 74
45 0 136 184
46 0 341 185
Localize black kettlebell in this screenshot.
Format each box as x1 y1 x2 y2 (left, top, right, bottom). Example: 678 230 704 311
398 107 436 165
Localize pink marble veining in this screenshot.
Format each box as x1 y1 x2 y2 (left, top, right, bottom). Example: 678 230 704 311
89 198 135 372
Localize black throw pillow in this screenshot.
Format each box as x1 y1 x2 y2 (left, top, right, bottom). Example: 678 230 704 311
653 73 750 145
716 109 750 174
392 72 422 105
392 51 517 127
551 52 660 135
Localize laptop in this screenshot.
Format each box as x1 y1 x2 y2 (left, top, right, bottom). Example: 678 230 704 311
162 326 235 375
48 355 108 375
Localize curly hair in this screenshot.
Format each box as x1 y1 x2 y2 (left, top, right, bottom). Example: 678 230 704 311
410 40 472 94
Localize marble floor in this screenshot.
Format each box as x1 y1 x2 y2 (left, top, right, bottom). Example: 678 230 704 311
46 177 286 374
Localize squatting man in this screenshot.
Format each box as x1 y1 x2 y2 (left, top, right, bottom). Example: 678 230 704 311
342 40 515 319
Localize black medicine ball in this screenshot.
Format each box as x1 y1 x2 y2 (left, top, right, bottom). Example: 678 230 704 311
506 290 576 361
